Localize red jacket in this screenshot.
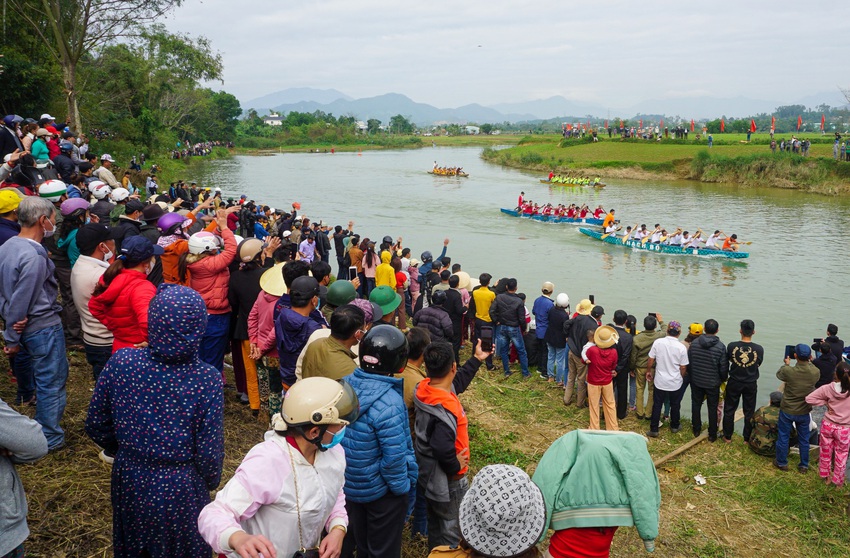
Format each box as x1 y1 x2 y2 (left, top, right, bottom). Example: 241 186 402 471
188 227 237 314
89 269 156 352
586 345 619 385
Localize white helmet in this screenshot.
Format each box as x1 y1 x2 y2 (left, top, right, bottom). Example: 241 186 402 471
87 179 106 194
110 187 130 202
92 183 112 200
38 179 67 201
274 377 359 432
187 231 219 255
556 293 570 308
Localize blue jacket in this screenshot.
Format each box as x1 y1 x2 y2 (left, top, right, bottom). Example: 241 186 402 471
0 217 20 248
341 368 418 503
532 295 554 339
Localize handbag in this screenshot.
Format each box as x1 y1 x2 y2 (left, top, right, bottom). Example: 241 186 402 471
287 442 321 558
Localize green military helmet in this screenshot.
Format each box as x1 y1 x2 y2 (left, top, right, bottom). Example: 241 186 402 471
326 280 357 307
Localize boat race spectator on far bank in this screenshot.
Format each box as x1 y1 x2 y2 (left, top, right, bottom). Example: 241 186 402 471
0 196 69 450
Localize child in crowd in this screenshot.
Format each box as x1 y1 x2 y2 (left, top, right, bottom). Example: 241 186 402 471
805 362 850 486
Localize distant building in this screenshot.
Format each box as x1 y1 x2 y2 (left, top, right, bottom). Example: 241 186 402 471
465 125 480 135
355 121 368 132
263 113 283 126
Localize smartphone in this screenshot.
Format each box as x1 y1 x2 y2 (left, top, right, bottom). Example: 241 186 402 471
784 345 795 359
589 294 595 304
480 326 494 352
649 312 658 319
348 266 358 279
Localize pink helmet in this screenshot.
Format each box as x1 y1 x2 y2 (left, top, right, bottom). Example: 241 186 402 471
60 198 91 217
157 212 190 235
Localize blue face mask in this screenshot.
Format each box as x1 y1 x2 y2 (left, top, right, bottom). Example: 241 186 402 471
320 426 346 451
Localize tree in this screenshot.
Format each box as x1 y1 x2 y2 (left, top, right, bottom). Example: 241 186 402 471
9 0 184 132
480 123 493 135
389 114 414 134
366 118 381 134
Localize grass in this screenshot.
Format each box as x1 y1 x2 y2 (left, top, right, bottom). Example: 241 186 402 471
3 342 850 557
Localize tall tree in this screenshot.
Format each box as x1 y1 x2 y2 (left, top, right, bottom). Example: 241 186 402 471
9 0 183 132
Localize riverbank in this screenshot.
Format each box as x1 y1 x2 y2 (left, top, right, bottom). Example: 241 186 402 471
231 133 523 155
482 135 850 195
4 344 849 557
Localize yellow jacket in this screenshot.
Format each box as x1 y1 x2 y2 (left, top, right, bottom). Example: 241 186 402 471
375 250 397 288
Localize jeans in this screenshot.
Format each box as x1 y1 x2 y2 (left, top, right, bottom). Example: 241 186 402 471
426 476 469 550
9 348 35 403
84 343 112 382
776 410 811 468
347 492 408 558
723 380 758 441
547 344 567 383
357 272 368 298
498 325 529 376
411 483 428 536
650 384 684 433
1 544 24 558
629 374 637 408
199 313 229 375
21 324 69 449
691 384 720 438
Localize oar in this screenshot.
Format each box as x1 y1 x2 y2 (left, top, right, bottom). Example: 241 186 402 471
619 223 639 243
601 226 622 240
641 230 658 245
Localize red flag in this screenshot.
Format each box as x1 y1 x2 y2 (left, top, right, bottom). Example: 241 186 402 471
566 123 572 131
690 119 695 132
619 120 623 128
604 119 608 129
750 119 757 133
797 115 802 131
771 116 776 131
821 114 826 130
639 119 643 129
660 118 664 128
720 119 725 132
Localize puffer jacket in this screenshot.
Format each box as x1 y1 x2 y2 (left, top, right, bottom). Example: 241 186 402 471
89 269 157 352
489 292 525 328
412 305 453 341
275 306 322 386
341 368 418 503
161 239 190 285
188 227 237 314
375 250 397 288
687 334 729 388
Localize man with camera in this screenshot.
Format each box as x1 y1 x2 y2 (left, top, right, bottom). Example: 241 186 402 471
773 344 819 473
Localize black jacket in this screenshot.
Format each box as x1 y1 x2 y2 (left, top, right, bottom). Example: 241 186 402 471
412 305 453 342
53 154 76 183
543 306 569 348
112 217 142 253
688 334 729 388
228 261 273 340
0 126 23 160
444 289 466 326
825 335 845 362
489 292 525 328
563 314 599 354
612 324 633 374
140 224 163 286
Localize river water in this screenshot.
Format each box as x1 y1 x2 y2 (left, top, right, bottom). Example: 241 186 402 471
195 146 850 408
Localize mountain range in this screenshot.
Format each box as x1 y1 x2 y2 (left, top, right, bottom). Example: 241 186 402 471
241 88 849 126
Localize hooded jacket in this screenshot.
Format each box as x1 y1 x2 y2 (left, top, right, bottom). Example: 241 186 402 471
187 227 237 314
563 314 599 355
89 269 157 352
341 368 418 503
489 292 526 328
412 305 453 342
532 430 660 552
248 291 278 357
275 306 323 386
687 334 729 389
374 250 397 288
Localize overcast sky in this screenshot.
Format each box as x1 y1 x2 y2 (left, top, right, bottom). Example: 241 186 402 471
164 1 850 109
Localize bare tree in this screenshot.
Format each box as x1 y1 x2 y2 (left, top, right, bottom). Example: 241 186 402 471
9 0 182 131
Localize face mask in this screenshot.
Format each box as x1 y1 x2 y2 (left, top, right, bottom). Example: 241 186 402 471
101 244 113 262
42 218 55 238
145 261 154 276
320 426 346 451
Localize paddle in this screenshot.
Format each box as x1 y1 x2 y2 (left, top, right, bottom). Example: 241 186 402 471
641 230 658 245
600 226 622 240
619 223 639 243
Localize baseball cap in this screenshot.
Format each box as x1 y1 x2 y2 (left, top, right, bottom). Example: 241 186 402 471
118 235 163 263
591 305 605 319
794 343 812 360
100 153 114 162
125 199 145 214
289 276 326 305
0 189 23 213
541 281 554 294
76 223 116 255
668 320 682 332
348 298 383 324
689 323 704 335
40 113 56 121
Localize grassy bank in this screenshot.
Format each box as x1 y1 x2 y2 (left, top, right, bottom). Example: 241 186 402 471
3 344 849 557
233 133 521 154
482 135 850 194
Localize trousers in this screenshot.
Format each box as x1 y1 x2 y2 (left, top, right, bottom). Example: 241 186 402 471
588 383 619 431
347 492 408 558
819 418 850 486
564 351 588 407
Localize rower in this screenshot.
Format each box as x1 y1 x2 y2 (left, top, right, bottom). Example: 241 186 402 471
721 234 740 252
649 224 663 244
622 226 634 241
634 224 649 241
604 222 621 236
666 229 683 246
687 232 704 249
518 191 525 208
704 230 722 250
548 170 555 181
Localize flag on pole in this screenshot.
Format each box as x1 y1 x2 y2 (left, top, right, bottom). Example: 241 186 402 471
771 116 776 131
720 119 725 132
691 119 695 132
604 119 608 129
660 118 664 128
797 115 802 131
639 119 643 129
821 114 825 131
750 119 757 133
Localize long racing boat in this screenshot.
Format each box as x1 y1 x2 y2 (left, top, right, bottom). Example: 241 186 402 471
429 171 469 177
578 228 749 259
500 208 604 226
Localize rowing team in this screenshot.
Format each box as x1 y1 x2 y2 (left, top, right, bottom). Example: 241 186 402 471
519 201 608 220
605 223 744 251
432 163 465 175
546 172 602 185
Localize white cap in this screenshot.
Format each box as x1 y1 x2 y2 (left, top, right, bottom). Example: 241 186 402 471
269 207 275 213
214 187 221 192
283 230 292 238
100 153 114 162
40 113 55 120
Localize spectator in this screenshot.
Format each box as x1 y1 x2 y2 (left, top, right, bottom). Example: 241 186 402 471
774 344 820 473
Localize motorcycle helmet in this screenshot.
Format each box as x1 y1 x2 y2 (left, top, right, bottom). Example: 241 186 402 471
157 212 189 235
237 238 264 263
110 187 130 202
273 377 360 452
187 231 219 255
91 183 112 200
326 280 357 307
59 198 90 217
358 324 409 375
420 250 433 263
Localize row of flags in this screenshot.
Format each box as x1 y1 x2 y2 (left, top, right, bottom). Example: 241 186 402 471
568 115 829 133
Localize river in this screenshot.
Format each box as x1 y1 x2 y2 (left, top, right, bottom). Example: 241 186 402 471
195 146 850 409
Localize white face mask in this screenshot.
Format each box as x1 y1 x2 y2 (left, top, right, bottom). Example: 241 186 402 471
42 218 55 238
101 244 113 262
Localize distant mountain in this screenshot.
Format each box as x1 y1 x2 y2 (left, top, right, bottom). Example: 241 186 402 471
489 96 609 120
243 88 352 113
793 90 849 110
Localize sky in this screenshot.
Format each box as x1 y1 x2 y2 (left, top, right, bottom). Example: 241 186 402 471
163 0 850 110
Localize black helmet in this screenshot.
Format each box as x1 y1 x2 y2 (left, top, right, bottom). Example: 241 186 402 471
431 289 447 306
421 250 433 262
382 235 393 245
359 324 409 375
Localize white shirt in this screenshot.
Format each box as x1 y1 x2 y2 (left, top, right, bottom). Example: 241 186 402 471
688 236 703 248
650 231 663 243
70 255 113 346
705 234 720 248
604 225 618 234
648 336 689 391
634 229 648 239
666 233 683 246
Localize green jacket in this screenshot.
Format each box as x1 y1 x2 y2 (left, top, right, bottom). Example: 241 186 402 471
776 361 819 415
630 322 666 372
531 430 660 552
301 335 357 380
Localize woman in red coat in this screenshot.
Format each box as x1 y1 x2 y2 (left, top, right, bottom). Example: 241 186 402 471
89 236 163 352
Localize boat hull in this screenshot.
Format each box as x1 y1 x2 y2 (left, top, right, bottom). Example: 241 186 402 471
429 171 469 177
500 208 604 226
540 179 606 188
578 228 749 259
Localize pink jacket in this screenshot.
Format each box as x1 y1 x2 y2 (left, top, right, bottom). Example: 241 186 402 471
408 266 420 294
188 227 237 315
806 383 850 425
248 291 278 357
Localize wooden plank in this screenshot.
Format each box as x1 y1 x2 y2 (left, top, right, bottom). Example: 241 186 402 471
653 408 745 467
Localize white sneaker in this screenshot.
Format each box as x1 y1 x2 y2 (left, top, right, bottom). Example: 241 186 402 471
99 450 115 465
